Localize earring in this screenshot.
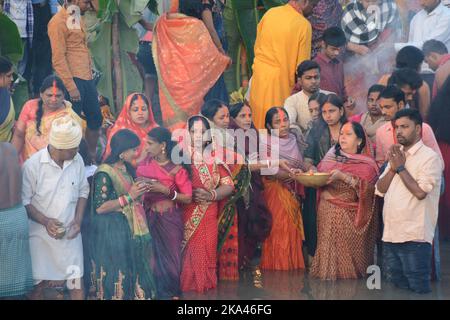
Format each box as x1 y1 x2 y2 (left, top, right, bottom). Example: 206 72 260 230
162 148 166 155
119 154 124 160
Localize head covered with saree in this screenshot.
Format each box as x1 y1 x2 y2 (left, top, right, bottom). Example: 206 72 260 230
317 121 379 228
104 93 157 160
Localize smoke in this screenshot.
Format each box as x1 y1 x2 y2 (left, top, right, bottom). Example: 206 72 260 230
344 26 400 114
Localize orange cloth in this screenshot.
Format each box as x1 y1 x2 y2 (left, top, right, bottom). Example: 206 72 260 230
250 4 312 129
103 93 157 160
48 7 93 93
261 178 305 271
152 14 229 131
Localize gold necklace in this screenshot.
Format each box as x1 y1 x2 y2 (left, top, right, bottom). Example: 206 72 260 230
155 158 170 166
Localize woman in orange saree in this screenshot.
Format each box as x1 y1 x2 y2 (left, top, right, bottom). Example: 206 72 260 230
180 115 234 293
152 1 230 131
260 107 306 271
103 93 157 163
310 121 379 280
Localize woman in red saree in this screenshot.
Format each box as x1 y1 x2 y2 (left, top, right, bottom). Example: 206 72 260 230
201 99 249 281
152 1 230 131
103 93 157 163
136 127 193 299
310 121 380 280
180 115 234 293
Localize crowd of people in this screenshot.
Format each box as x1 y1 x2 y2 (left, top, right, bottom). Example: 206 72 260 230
1 0 450 300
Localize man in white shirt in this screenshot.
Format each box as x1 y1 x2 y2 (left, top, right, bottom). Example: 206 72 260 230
376 108 442 294
22 116 89 300
284 60 333 134
395 0 450 53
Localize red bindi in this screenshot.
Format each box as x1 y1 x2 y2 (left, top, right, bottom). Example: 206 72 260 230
137 95 145 112
52 80 57 102
277 108 286 126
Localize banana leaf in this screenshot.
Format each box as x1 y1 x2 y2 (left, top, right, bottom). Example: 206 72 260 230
223 0 287 93
89 20 114 108
223 2 241 93
230 0 258 76
88 0 146 113
261 0 287 10
117 0 149 27
0 12 23 65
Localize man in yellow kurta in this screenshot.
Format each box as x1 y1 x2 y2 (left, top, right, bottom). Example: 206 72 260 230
250 0 318 129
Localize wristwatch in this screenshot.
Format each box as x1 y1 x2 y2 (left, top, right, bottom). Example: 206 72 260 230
396 165 406 174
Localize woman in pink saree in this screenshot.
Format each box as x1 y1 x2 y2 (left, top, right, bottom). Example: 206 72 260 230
137 127 192 299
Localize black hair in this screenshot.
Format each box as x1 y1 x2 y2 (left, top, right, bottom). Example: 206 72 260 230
147 126 177 159
130 93 150 108
319 94 347 125
423 39 448 56
367 84 386 97
78 139 93 166
379 85 406 104
296 60 321 79
99 95 110 107
308 92 328 106
388 68 423 90
396 46 424 70
104 129 141 178
334 121 367 157
264 107 289 130
188 115 211 132
393 108 423 127
0 56 13 74
201 99 227 121
322 26 347 47
183 116 212 177
428 76 450 144
36 75 67 136
229 102 251 119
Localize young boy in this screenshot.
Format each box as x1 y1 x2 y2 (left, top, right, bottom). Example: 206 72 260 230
314 26 347 101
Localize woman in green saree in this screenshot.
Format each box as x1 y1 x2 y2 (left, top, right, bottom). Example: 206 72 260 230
87 129 156 300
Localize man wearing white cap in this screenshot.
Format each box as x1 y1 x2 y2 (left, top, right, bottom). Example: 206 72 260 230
22 115 89 300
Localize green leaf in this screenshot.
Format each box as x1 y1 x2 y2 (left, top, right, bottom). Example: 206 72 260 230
0 12 23 65
230 0 258 77
89 21 114 111
88 10 143 114
261 0 287 10
118 16 142 100
117 0 150 27
223 2 241 93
